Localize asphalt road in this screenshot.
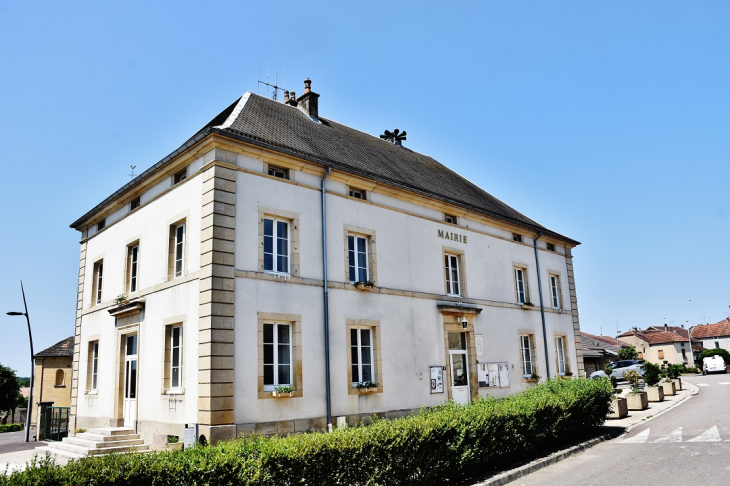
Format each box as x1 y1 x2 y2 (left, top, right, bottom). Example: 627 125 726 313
0 430 40 454
509 374 730 486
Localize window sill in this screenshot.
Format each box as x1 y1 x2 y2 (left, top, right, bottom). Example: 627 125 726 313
164 389 185 396
54 385 66 388
259 389 303 399
348 385 383 395
85 390 98 396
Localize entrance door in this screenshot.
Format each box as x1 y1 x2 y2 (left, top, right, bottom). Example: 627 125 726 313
123 334 138 427
448 332 470 405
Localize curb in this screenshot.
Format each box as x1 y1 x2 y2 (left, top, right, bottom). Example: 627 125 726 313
622 381 699 433
473 429 624 486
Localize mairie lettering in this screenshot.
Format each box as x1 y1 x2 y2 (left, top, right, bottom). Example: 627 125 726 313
438 229 467 244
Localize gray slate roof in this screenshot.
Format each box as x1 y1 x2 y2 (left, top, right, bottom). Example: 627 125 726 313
72 93 578 244
35 337 74 358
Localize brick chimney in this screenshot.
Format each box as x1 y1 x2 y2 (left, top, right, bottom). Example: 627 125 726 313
285 90 297 107
296 78 319 119
664 324 668 331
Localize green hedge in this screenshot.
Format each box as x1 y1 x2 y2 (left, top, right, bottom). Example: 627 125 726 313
0 423 23 434
0 378 612 486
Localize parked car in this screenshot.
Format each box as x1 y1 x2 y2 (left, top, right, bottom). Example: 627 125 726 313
702 356 727 375
590 360 645 380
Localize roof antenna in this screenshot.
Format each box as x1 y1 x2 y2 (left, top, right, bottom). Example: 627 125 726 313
129 165 136 179
258 65 285 101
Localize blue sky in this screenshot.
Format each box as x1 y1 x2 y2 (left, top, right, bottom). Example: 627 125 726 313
1 1 729 375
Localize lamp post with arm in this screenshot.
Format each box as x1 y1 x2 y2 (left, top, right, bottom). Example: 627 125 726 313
6 281 35 443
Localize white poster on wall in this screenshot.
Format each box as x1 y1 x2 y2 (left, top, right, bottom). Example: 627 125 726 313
478 362 510 388
475 334 484 357
430 366 444 394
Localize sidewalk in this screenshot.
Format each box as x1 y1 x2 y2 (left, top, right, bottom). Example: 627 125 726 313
0 432 68 475
606 379 698 430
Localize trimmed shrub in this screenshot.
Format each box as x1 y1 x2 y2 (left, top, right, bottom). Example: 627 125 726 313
0 424 23 433
0 379 612 486
698 348 730 365
643 362 662 386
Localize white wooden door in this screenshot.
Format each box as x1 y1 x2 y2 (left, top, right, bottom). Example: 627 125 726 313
450 350 470 405
123 334 138 427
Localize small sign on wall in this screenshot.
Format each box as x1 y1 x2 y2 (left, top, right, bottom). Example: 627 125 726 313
430 365 445 394
475 334 484 357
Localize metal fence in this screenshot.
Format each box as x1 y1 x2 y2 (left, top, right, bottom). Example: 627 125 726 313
42 406 70 442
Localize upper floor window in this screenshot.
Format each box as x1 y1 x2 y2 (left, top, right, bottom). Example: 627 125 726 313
267 166 289 180
348 235 369 283
512 233 523 243
173 168 188 185
263 322 292 390
444 254 461 296
444 214 458 225
55 369 65 387
349 188 366 200
168 222 186 279
514 267 528 304
555 336 567 375
92 260 104 305
170 325 183 389
96 219 106 232
126 243 139 293
549 274 561 309
546 242 556 252
130 197 141 211
351 328 374 385
263 217 289 274
520 334 535 377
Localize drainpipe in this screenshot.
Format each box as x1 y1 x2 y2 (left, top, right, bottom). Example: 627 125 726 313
533 232 551 379
321 167 333 432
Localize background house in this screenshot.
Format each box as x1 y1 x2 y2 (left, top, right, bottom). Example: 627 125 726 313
580 332 629 375
690 318 730 351
618 325 696 367
32 337 74 438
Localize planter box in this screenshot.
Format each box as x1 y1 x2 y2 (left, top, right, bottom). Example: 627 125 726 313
626 392 648 410
646 386 664 402
165 442 183 451
356 387 378 394
661 381 676 396
108 300 145 318
672 378 682 391
607 397 628 419
272 391 293 398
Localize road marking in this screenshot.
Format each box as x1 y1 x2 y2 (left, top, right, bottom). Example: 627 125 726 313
653 427 683 443
696 383 710 386
622 429 650 443
718 382 730 385
687 426 722 442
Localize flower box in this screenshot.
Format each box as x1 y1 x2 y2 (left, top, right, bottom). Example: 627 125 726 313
646 386 664 402
661 381 676 396
626 391 648 410
607 397 628 419
272 391 292 398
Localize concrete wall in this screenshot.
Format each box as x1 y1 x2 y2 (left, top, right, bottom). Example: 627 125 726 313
699 337 730 351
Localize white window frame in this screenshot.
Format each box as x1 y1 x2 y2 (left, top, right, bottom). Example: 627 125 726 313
263 323 292 390
91 341 99 391
549 275 560 309
444 214 457 224
94 260 104 304
172 168 187 185
512 233 523 243
514 268 526 304
349 188 366 200
174 223 186 278
445 254 461 296
267 166 288 179
263 217 290 274
170 325 183 390
348 235 369 283
520 335 533 377
556 336 566 375
351 328 374 386
128 244 139 293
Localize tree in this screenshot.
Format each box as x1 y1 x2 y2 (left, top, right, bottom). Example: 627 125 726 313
0 364 21 413
698 348 730 364
618 345 639 360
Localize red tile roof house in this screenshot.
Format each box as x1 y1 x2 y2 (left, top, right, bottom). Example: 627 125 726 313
580 332 630 376
618 325 698 367
690 318 730 352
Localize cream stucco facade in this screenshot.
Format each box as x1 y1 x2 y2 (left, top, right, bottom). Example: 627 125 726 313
70 90 585 444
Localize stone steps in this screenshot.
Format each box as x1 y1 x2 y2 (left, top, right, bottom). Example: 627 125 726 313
38 427 149 459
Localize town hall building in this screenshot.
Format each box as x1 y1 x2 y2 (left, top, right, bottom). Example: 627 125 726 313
67 79 585 445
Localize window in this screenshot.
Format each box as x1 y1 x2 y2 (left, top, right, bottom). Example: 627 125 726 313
512 233 523 243
92 260 104 305
658 350 665 360
88 341 99 391
267 166 289 179
96 219 106 232
263 323 292 390
549 274 561 309
130 197 141 211
520 335 535 377
351 328 374 384
682 348 687 359
55 369 65 387
348 187 366 200
168 222 186 279
263 218 289 274
547 242 556 252
715 341 720 349
170 326 183 389
126 244 139 293
444 214 458 225
514 267 528 304
348 235 368 283
172 168 188 185
444 254 461 296
556 336 567 375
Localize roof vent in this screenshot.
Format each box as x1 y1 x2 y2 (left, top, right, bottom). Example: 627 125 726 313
380 128 407 146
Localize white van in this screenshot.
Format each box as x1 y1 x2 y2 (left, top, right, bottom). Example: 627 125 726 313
702 355 727 375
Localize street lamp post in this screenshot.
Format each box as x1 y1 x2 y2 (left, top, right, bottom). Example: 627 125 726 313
7 281 35 443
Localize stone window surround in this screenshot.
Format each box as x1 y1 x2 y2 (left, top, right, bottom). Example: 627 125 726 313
263 161 294 182
90 255 105 307
345 318 383 395
85 336 101 394
442 246 468 298
124 238 141 296
342 224 378 285
554 333 571 376
257 207 301 278
257 312 303 399
166 210 190 282
547 271 564 310
162 315 186 395
513 263 531 305
347 185 367 201
518 331 538 380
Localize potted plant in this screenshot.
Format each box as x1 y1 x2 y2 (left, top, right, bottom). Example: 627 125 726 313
660 377 676 396
607 387 628 419
643 362 664 402
355 381 380 393
272 384 295 398
559 371 573 380
527 372 540 383
521 301 535 310
623 370 648 410
667 364 682 391
165 435 183 451
603 364 618 391
354 281 375 291
113 294 130 306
